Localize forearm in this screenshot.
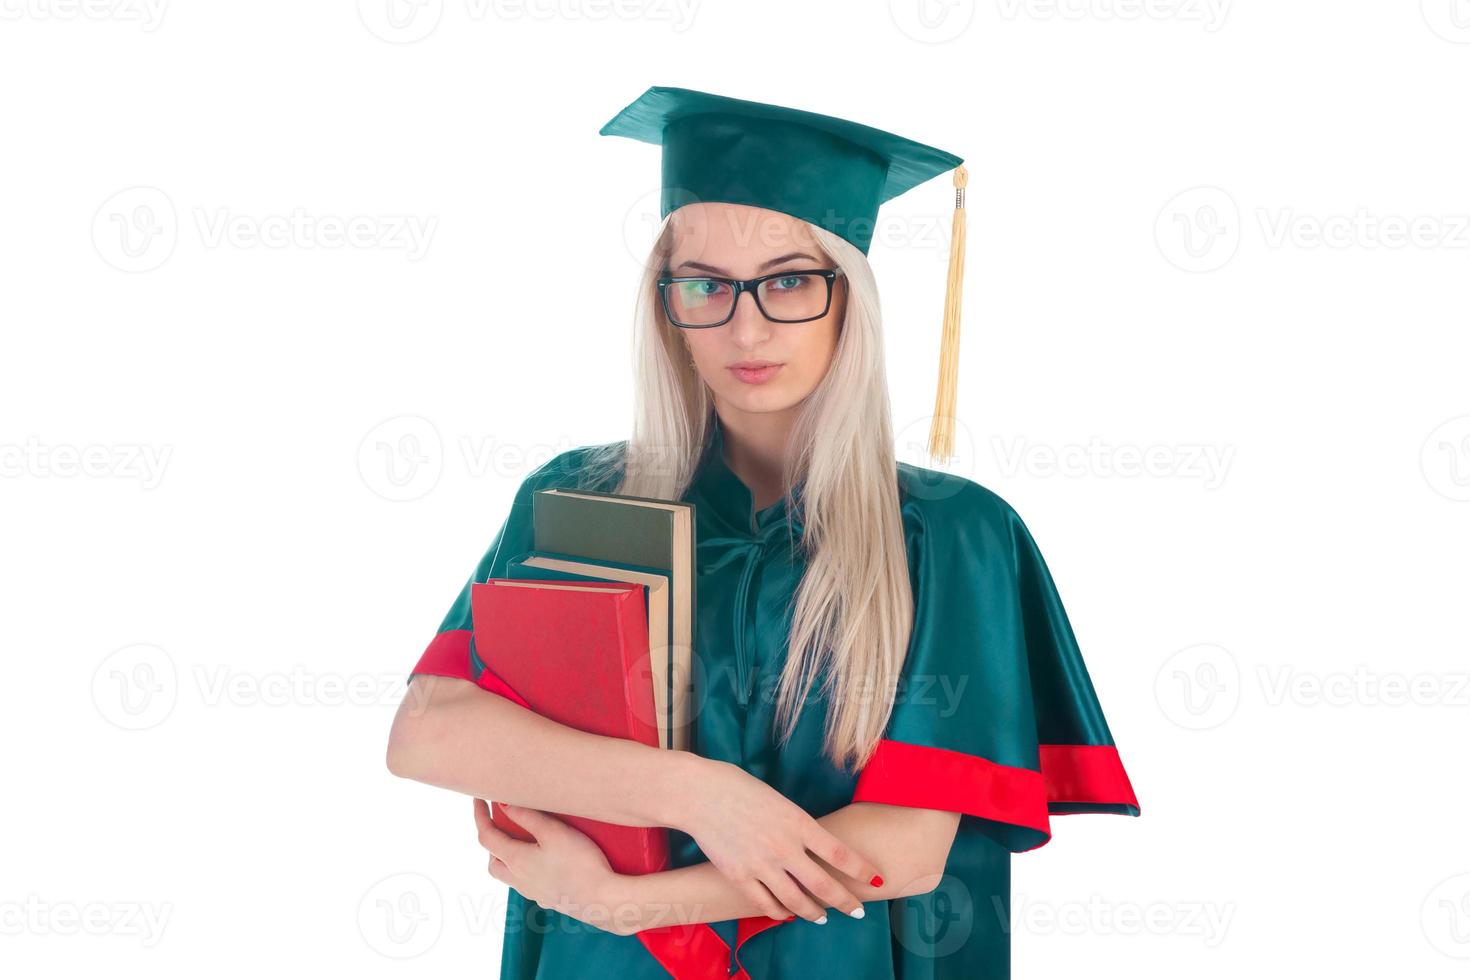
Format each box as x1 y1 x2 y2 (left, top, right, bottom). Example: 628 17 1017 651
387 676 700 829
610 802 954 932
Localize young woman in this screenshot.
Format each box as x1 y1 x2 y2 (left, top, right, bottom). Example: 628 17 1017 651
387 86 1140 980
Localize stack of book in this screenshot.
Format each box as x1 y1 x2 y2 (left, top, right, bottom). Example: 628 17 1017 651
472 487 695 876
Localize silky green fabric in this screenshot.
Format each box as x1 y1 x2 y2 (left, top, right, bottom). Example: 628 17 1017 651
423 414 1138 979
598 86 964 255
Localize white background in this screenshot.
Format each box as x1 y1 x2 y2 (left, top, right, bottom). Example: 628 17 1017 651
3 1 1469 977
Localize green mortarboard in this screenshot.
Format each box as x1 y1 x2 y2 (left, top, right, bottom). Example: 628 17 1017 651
599 85 970 463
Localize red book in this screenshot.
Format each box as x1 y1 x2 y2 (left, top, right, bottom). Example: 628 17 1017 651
470 578 669 876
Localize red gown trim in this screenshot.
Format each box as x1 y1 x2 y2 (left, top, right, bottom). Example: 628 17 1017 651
850 737 1139 851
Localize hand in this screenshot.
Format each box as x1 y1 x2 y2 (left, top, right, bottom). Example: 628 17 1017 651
473 799 632 936
678 759 883 924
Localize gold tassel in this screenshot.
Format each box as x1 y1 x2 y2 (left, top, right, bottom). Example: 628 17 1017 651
927 164 967 464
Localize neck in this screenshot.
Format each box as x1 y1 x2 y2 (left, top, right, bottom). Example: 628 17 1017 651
714 403 797 511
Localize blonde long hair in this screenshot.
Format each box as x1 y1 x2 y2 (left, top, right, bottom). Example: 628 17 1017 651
580 215 914 772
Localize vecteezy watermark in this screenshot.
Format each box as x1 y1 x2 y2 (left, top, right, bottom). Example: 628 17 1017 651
1157 643 1470 730
0 0 168 30
0 438 172 489
994 0 1230 31
92 644 431 730
1257 665 1470 709
357 0 699 43
1421 0 1470 43
357 870 718 956
1009 894 1235 946
1157 185 1470 272
92 186 436 272
192 665 417 709
992 436 1235 489
1256 208 1470 251
0 896 174 946
1421 415 1470 502
1155 186 1241 273
193 208 435 258
1422 872 1470 959
356 415 582 503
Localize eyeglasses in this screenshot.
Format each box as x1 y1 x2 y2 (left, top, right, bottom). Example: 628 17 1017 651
656 268 843 329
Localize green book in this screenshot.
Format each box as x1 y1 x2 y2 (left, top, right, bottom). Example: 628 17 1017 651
530 488 695 752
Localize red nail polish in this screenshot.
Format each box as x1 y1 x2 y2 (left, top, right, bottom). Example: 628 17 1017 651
870 875 884 887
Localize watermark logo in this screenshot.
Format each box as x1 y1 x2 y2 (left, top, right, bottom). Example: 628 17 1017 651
358 0 444 42
895 414 979 500
892 872 973 958
356 418 582 502
358 415 444 503
1154 643 1240 731
890 0 976 44
1422 873 1470 958
1155 186 1240 273
92 643 179 731
93 186 177 273
359 872 444 958
1422 0 1470 43
92 187 436 271
1421 415 1470 502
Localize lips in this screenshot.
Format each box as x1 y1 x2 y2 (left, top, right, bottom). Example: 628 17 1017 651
729 362 782 384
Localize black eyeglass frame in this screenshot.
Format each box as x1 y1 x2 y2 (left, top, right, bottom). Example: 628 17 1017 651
655 268 844 328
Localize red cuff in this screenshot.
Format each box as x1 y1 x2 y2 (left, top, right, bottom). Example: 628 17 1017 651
1039 744 1139 811
852 738 1140 850
853 738 1051 834
409 628 532 708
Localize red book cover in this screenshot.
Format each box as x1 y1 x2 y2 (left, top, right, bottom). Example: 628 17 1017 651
470 578 669 876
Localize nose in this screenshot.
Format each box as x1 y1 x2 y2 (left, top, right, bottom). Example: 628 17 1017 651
726 287 773 343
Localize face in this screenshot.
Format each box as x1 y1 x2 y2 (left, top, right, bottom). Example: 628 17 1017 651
665 203 845 424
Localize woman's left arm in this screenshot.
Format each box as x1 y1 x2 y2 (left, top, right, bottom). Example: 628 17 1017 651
476 798 958 936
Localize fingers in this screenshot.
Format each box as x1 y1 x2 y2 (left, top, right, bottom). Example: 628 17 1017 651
759 866 827 923
473 798 534 863
742 879 798 923
501 802 560 840
806 825 884 893
784 854 865 919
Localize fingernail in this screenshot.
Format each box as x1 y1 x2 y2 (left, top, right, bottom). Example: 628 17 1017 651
815 914 827 925
847 905 865 919
869 875 884 887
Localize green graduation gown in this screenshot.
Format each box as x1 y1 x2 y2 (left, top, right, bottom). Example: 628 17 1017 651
407 414 1140 979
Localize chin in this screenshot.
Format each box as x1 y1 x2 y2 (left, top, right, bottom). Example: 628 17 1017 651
720 384 805 415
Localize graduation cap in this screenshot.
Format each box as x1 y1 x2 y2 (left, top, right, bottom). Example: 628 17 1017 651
599 85 970 464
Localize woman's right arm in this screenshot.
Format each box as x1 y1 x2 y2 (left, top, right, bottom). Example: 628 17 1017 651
386 675 883 919
386 674 698 829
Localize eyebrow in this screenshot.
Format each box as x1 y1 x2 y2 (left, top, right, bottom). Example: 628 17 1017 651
671 252 823 276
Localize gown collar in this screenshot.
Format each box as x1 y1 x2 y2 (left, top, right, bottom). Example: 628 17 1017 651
690 413 805 537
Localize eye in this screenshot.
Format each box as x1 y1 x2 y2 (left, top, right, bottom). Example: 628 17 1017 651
766 274 814 292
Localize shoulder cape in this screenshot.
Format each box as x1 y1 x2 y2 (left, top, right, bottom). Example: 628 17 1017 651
851 468 1140 851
